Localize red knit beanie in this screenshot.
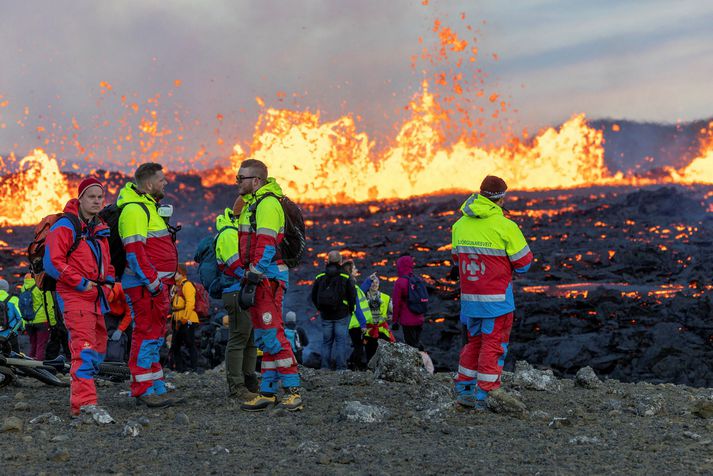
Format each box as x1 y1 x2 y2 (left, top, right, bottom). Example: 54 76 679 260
480 175 507 200
77 177 104 198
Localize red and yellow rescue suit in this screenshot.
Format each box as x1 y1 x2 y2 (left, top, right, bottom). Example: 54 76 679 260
117 183 177 397
451 194 533 401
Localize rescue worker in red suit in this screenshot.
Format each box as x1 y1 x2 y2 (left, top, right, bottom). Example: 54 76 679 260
451 176 533 408
44 177 116 423
231 159 303 412
117 163 181 407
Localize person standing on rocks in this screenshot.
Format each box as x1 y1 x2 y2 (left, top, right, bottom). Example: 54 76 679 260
43 177 115 423
20 273 54 360
233 159 303 411
344 260 372 370
170 265 199 373
451 175 533 408
118 163 181 408
311 250 356 370
215 205 260 400
284 310 309 364
0 278 23 353
392 255 425 349
364 273 395 346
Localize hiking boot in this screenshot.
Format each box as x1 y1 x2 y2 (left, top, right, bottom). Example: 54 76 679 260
456 394 487 410
136 393 176 408
80 404 115 424
276 388 304 412
240 393 277 412
230 386 258 402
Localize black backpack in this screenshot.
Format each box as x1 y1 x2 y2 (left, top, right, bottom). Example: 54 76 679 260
249 193 306 268
406 275 429 315
314 274 347 313
98 202 150 279
0 298 9 330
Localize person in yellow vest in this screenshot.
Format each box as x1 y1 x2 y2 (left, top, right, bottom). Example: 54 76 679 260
364 274 395 345
20 273 55 360
345 261 373 370
170 265 199 372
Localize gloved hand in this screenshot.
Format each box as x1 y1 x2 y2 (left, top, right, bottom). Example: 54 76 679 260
110 330 122 341
391 323 400 331
150 282 164 297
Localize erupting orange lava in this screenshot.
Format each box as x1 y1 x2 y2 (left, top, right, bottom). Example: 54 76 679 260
0 149 72 226
212 82 611 202
199 86 712 203
676 121 713 183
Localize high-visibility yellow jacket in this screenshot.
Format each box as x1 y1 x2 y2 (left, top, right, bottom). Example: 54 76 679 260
451 193 533 320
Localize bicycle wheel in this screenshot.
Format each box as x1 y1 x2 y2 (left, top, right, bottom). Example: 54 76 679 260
0 366 15 389
17 366 69 387
98 362 131 381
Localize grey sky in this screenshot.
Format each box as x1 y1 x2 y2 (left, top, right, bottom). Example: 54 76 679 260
1 0 711 170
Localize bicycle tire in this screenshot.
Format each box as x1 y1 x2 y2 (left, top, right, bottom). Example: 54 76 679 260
0 366 15 389
18 366 69 387
98 362 131 380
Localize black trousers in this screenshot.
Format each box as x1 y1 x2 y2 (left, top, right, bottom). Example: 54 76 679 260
45 323 70 360
402 325 423 350
172 323 197 372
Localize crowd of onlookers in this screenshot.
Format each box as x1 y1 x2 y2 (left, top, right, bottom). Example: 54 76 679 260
1 160 531 418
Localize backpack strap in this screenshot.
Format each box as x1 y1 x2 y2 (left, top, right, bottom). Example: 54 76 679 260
248 192 278 232
63 213 84 259
246 192 283 267
122 202 151 224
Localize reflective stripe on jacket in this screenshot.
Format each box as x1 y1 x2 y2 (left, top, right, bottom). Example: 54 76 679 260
451 193 533 319
215 208 243 293
349 286 373 329
236 178 288 284
117 182 177 291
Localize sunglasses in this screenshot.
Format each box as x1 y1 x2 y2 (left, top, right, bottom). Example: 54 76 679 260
235 175 259 183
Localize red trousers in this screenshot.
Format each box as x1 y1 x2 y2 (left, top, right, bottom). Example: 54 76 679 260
455 313 513 395
126 285 170 397
64 310 107 415
249 280 300 393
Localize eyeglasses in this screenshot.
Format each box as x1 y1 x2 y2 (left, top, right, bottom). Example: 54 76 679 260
235 175 259 183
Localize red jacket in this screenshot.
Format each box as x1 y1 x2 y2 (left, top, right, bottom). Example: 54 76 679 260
392 256 425 326
43 199 115 315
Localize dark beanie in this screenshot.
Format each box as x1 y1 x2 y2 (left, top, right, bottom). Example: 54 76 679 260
480 175 507 200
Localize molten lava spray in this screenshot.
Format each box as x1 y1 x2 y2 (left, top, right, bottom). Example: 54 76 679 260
0 149 72 226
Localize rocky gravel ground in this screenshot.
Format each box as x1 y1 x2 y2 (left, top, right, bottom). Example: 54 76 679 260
4 344 713 475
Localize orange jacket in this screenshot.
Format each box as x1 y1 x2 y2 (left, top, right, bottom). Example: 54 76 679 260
107 283 132 332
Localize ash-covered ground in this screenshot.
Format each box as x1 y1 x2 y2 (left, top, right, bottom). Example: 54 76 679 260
3 345 713 475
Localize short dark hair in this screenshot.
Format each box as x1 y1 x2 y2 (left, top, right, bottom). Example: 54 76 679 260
239 159 268 180
135 163 164 186
342 260 354 275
